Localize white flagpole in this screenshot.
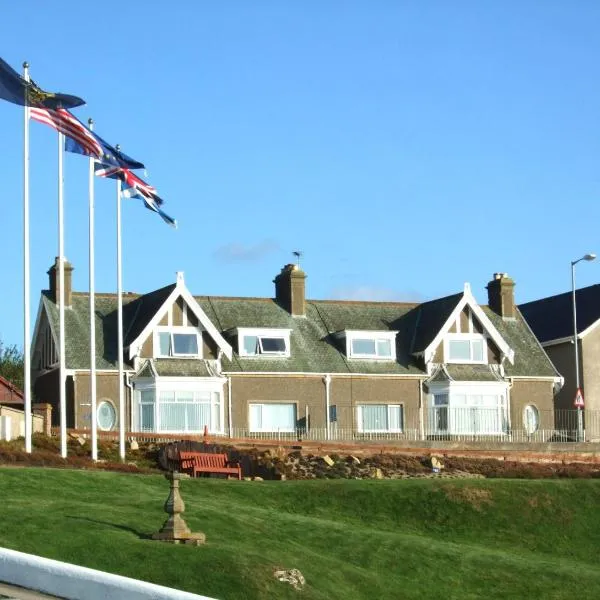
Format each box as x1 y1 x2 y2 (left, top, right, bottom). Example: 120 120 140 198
116 167 125 461
88 118 98 461
58 131 67 459
23 61 32 454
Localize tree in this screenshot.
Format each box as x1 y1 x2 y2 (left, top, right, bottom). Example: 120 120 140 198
0 340 24 390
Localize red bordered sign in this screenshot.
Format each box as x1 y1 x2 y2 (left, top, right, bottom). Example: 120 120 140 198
574 388 585 408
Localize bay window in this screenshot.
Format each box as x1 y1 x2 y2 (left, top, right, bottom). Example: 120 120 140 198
429 383 508 435
135 382 223 434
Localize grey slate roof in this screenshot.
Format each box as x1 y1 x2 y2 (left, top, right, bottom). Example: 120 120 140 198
39 284 558 379
519 284 600 343
429 364 504 383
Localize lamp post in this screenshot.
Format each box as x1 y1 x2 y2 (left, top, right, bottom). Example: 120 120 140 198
571 253 596 442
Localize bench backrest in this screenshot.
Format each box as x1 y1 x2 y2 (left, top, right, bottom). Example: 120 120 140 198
179 451 228 469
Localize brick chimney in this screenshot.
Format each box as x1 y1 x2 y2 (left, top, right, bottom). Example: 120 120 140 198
47 257 74 308
486 273 516 320
274 264 306 316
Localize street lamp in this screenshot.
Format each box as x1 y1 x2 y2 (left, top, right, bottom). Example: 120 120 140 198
571 253 596 442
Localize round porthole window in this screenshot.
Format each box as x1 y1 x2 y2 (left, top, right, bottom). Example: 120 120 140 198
97 401 117 431
523 405 539 434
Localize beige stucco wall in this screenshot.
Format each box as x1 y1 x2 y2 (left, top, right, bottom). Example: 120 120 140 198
227 374 422 432
0 405 43 439
544 342 575 411
73 372 130 431
582 325 600 412
510 379 555 431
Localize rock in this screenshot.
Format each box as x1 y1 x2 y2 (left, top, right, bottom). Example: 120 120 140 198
130 440 139 451
274 568 305 590
243 477 252 481
322 455 335 466
431 455 444 471
253 476 264 481
370 467 384 479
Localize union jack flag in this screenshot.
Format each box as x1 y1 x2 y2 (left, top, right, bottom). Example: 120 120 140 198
30 107 102 158
94 163 164 206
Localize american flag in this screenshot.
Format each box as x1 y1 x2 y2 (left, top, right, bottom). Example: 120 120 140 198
94 163 164 206
30 107 103 158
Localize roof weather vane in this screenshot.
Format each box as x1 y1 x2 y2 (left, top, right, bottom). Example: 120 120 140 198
293 250 303 267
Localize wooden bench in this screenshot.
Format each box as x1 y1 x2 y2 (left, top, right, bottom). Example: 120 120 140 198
179 451 242 480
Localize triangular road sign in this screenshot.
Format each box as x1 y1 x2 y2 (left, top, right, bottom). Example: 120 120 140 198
574 388 585 408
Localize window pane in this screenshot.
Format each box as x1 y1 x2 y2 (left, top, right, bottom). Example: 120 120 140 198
175 390 194 403
140 390 155 404
376 339 392 357
249 404 262 431
260 337 286 353
449 340 470 360
243 336 258 355
524 405 539 434
141 404 154 431
352 339 376 356
265 404 296 431
159 403 186 431
472 339 484 361
389 405 403 431
361 405 388 431
97 402 116 430
159 332 171 356
173 333 198 355
433 394 448 406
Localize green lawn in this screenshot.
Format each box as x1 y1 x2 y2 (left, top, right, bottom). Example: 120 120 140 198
1 468 599 599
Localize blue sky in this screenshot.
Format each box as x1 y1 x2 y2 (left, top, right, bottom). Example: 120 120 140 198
1 2 600 348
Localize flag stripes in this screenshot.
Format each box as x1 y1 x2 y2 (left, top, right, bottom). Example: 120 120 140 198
30 107 102 157
95 163 164 206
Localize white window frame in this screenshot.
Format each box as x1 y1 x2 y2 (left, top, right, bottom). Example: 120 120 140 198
133 378 224 434
356 404 404 433
444 333 487 364
345 330 397 361
237 328 292 358
153 326 203 359
249 402 297 433
428 381 509 435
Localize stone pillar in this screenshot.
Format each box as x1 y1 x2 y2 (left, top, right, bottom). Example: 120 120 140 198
33 403 52 436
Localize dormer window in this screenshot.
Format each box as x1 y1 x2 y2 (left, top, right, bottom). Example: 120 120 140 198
238 328 291 357
154 327 201 358
345 331 397 360
445 334 486 364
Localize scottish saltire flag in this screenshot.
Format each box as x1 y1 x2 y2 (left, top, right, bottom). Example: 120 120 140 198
65 131 144 170
30 107 103 157
94 164 164 206
0 57 85 109
122 184 177 228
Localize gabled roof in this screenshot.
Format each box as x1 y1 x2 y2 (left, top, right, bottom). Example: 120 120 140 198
36 278 558 378
0 375 23 405
519 284 600 344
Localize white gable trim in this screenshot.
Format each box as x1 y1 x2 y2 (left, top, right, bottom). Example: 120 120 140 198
127 280 232 361
422 283 514 365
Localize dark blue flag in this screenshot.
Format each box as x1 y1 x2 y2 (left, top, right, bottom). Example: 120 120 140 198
0 57 85 109
65 130 144 170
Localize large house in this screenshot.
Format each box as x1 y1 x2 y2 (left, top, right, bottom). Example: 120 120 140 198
31 260 561 441
520 285 600 439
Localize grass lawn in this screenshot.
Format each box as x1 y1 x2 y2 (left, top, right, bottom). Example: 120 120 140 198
1 468 599 599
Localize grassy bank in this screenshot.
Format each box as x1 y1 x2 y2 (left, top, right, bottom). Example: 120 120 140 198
1 468 599 599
